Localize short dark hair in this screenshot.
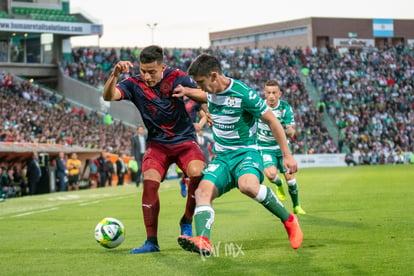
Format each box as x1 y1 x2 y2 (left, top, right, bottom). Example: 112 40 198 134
265 80 280 87
188 54 222 77
139 45 164 64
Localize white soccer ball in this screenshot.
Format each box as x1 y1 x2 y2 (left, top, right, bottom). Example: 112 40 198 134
94 217 125 249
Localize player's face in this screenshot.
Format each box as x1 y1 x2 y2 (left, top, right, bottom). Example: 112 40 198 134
264 85 282 108
140 61 166 87
192 73 218 94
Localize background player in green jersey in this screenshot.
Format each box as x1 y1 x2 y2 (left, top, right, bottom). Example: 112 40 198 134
257 80 306 215
175 54 303 255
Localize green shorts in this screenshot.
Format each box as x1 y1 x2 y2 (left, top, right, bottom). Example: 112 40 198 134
260 149 286 173
202 148 264 196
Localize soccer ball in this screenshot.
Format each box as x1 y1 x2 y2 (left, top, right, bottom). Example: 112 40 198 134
94 217 125 249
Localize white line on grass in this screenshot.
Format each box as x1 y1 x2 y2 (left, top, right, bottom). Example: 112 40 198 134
12 207 59 217
79 200 100 206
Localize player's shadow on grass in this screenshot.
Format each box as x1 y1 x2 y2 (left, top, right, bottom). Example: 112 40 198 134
300 214 365 229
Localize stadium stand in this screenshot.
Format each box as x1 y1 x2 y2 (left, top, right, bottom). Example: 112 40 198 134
0 72 135 154
305 44 414 164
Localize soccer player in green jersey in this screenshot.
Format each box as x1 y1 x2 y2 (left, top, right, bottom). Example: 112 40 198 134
175 54 303 256
257 80 306 215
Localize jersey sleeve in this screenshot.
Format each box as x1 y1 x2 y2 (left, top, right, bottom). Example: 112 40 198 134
116 79 134 100
173 73 197 89
242 88 268 118
284 103 296 125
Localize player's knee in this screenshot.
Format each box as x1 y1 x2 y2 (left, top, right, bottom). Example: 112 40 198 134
266 171 277 180
264 167 277 180
239 182 259 198
185 162 204 178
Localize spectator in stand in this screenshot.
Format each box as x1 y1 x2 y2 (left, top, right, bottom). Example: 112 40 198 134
66 152 81 191
105 155 115 187
88 158 100 188
55 152 68 191
1 167 16 198
131 126 146 187
96 152 107 188
26 152 42 195
128 157 139 184
345 152 357 166
12 164 26 196
115 153 127 186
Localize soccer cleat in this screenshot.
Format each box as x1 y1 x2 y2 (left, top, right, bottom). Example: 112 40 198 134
177 235 193 252
275 184 286 201
294 205 306 215
177 235 213 256
283 214 303 249
180 223 193 237
130 240 160 254
179 179 187 198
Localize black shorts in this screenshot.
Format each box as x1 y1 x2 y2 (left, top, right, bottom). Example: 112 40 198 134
68 174 79 185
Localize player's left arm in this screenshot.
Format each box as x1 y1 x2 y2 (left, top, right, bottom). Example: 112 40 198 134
284 104 296 138
260 110 297 174
195 108 208 130
285 124 296 138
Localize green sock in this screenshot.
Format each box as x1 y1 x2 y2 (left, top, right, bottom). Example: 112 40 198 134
287 179 300 207
256 185 289 222
194 205 215 239
270 175 283 187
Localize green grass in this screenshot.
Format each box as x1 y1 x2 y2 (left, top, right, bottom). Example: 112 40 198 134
1 165 413 275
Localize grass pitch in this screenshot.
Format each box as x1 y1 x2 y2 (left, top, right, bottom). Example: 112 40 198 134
1 165 413 275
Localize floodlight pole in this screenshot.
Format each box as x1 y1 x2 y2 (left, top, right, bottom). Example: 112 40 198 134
146 23 158 44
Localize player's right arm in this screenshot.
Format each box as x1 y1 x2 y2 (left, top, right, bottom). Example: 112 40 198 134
172 84 207 103
260 109 297 174
103 61 133 101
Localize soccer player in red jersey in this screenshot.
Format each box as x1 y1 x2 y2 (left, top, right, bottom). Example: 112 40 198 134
103 45 207 254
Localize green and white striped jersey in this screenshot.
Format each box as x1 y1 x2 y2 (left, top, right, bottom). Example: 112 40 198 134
208 78 268 153
257 100 295 151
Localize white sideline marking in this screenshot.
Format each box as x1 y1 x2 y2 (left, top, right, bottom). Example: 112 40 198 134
3 193 136 218
47 194 81 201
12 207 58 217
79 200 100 206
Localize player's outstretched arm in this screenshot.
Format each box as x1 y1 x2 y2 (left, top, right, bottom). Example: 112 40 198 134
173 85 207 103
103 61 133 101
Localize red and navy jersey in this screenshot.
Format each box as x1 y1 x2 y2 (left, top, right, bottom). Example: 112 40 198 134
184 97 201 123
116 68 197 145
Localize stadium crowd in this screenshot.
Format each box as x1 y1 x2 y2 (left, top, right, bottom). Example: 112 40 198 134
0 72 135 153
305 44 414 164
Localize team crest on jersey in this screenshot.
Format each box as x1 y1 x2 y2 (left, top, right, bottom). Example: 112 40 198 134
226 96 236 107
275 110 282 117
